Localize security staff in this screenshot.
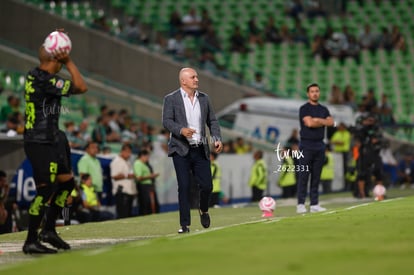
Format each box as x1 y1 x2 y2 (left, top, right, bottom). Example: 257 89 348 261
278 151 297 199
330 122 351 190
320 146 335 194
248 150 267 202
209 152 222 207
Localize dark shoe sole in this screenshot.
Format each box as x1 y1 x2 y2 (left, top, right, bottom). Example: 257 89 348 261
23 242 57 254
39 231 71 250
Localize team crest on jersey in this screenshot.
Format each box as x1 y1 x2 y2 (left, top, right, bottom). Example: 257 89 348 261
56 79 64 89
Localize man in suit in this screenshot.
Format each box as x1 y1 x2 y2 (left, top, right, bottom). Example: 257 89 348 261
162 67 223 233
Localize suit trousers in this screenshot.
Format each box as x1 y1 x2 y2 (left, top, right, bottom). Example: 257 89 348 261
297 147 325 206
172 146 212 227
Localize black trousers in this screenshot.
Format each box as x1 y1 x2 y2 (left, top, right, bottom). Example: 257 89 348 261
251 186 264 202
115 192 134 219
297 147 325 206
172 147 212 227
281 185 297 198
209 192 220 207
137 184 159 215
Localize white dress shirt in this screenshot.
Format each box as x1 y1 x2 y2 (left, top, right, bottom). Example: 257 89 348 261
181 89 201 144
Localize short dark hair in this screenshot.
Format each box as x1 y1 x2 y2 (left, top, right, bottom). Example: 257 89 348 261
81 173 91 182
138 149 150 157
0 170 6 178
255 150 263 159
121 143 132 152
85 142 97 149
306 83 320 92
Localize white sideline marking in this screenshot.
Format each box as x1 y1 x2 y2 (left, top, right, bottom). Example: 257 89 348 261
83 246 112 256
346 202 372 210
380 197 404 203
170 218 273 239
323 211 337 215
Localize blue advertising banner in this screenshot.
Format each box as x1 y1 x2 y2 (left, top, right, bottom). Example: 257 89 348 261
9 151 114 209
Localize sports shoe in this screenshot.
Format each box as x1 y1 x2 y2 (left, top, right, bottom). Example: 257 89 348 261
178 226 190 234
310 205 327 213
22 241 57 254
39 230 71 250
200 212 210 228
296 204 307 214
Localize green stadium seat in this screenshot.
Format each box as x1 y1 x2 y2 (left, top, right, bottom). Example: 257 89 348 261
19 0 413 130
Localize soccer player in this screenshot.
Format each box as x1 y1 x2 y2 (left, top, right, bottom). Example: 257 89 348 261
22 31 87 254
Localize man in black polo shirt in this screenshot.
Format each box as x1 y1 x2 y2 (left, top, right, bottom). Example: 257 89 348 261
22 30 88 254
297 83 334 214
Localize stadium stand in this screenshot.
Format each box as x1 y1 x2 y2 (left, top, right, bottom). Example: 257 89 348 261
19 1 413 118
2 0 413 144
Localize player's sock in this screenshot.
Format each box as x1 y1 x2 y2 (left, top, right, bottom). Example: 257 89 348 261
62 204 71 226
25 186 52 243
43 204 60 231
44 178 75 231
26 209 45 243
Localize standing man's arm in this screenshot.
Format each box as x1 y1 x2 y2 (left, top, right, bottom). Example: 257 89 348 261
162 95 183 136
205 97 223 153
303 116 334 128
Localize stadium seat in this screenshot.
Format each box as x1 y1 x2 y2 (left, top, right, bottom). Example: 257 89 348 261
19 0 414 130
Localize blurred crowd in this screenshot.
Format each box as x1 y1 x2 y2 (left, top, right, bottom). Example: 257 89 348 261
328 84 396 127
86 0 407 79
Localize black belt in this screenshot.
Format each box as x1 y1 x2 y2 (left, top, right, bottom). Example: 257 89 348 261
189 143 203 148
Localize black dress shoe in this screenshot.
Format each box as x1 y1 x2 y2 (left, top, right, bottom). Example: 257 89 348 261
200 212 210 228
39 230 71 250
178 226 190 234
23 241 57 254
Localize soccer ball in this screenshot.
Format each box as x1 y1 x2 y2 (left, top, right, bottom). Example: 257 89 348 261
259 197 276 217
373 184 386 201
43 31 72 54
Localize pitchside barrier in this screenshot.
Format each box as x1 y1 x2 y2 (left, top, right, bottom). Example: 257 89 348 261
8 148 344 212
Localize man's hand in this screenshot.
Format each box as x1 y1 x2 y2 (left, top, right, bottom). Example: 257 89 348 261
214 141 223 153
325 117 334 127
181 128 196 138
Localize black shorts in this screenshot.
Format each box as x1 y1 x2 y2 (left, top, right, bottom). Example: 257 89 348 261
24 131 72 185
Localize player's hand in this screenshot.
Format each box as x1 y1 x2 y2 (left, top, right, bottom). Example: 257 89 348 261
53 49 70 64
55 28 66 33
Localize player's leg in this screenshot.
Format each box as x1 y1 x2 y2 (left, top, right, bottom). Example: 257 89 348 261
40 174 74 249
22 143 57 254
40 133 74 250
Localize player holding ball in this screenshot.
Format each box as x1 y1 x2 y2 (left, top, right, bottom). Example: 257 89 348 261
22 29 87 254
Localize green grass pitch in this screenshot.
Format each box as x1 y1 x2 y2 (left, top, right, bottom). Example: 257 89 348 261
1 190 414 275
